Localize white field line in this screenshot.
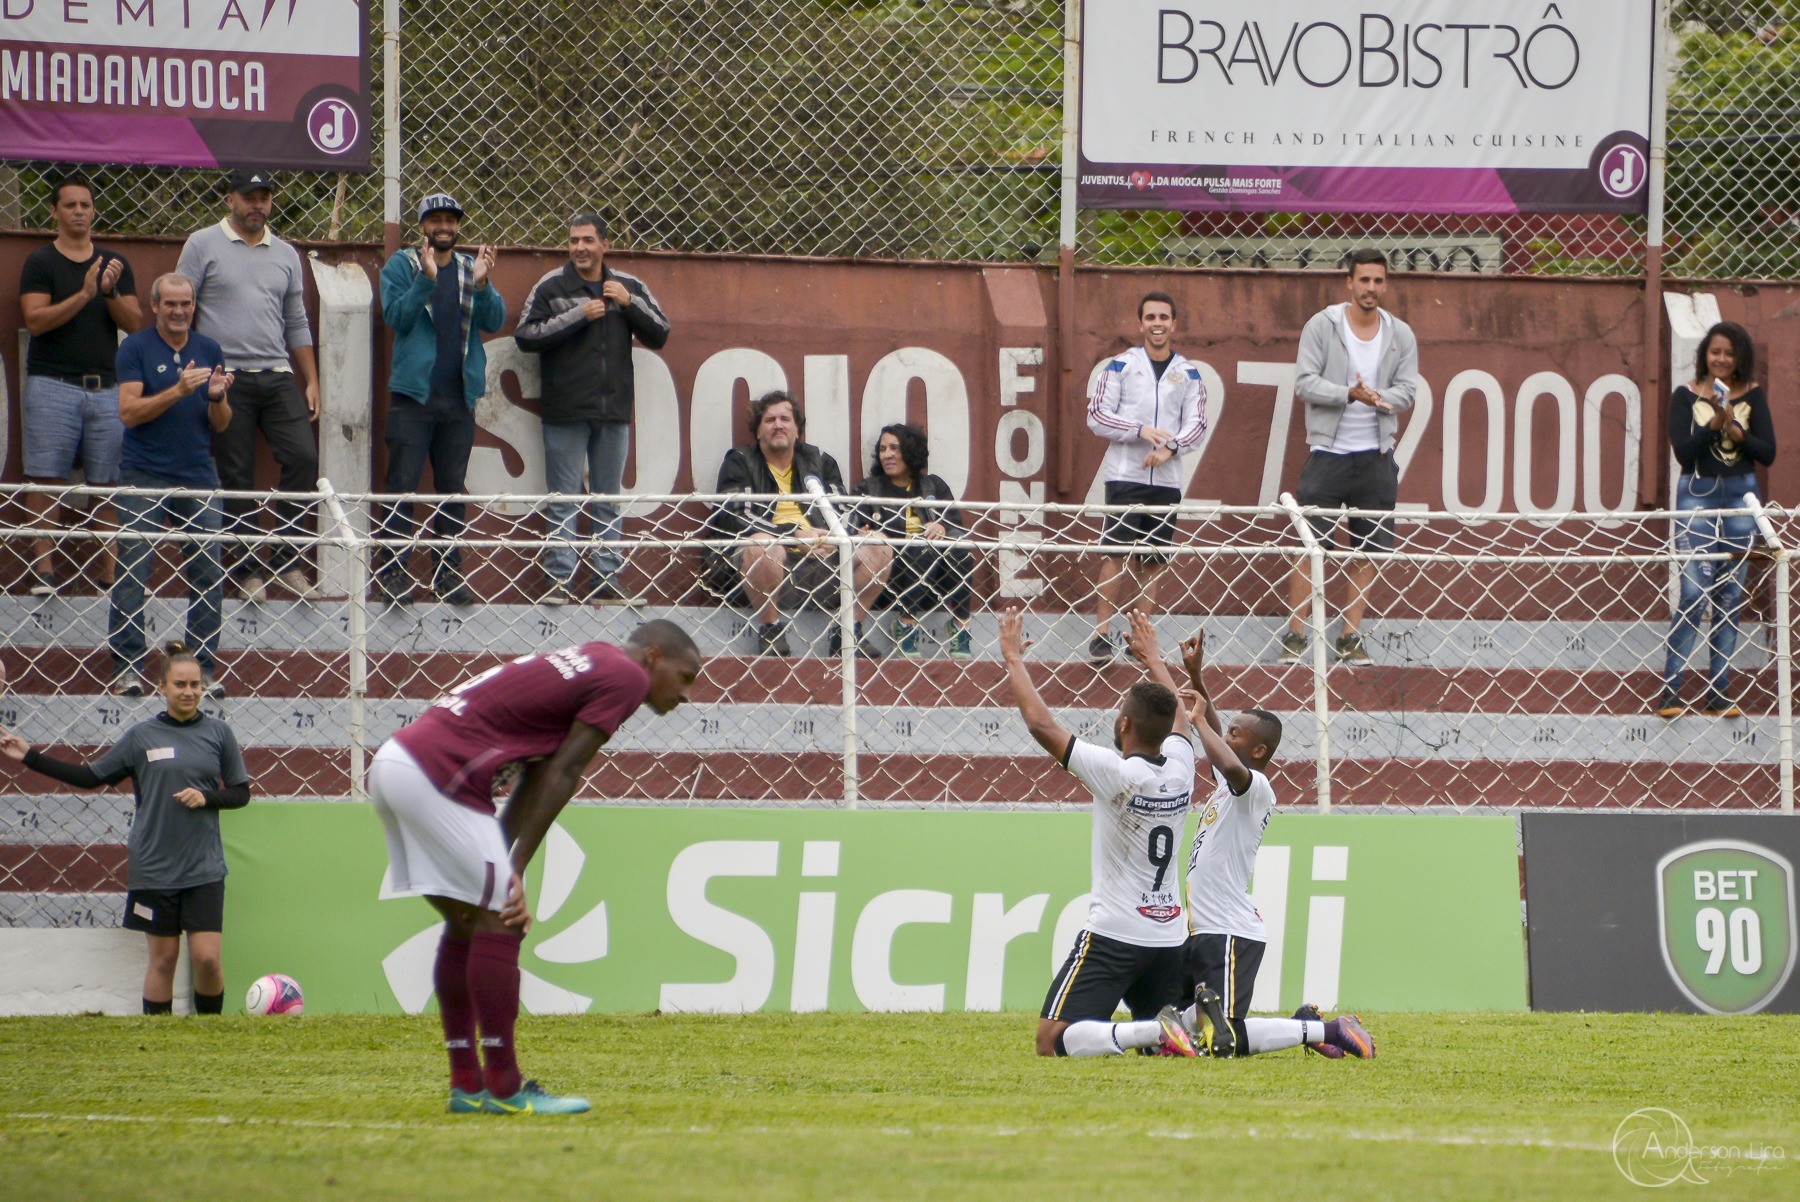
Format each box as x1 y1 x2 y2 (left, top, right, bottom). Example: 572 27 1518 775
0 1110 1621 1153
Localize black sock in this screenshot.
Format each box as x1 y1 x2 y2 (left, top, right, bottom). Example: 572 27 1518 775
143 998 173 1015
193 990 224 1015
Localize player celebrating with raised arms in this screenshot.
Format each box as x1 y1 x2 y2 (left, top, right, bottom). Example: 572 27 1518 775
1174 629 1375 1060
1000 607 1200 1057
370 619 702 1115
1 642 249 1016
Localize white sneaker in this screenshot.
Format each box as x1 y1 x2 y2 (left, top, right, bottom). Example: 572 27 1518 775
235 575 267 604
277 569 322 602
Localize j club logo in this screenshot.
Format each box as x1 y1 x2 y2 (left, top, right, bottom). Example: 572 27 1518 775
1599 143 1646 199
306 97 360 156
1656 840 1797 1015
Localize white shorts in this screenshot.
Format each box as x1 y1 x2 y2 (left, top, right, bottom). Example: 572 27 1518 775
369 740 512 910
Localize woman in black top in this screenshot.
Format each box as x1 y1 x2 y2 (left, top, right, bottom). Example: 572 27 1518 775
1657 322 1777 719
1 643 250 1014
854 423 975 658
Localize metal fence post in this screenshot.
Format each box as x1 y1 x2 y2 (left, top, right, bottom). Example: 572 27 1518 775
1279 491 1332 812
1748 495 1793 813
805 478 859 809
320 479 369 801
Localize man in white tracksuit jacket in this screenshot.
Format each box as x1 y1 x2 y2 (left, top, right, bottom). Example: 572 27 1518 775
1280 249 1418 667
1084 291 1208 663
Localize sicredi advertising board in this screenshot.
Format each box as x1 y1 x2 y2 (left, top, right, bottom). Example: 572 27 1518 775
1523 814 1800 1014
1079 1 1653 213
223 806 1525 1015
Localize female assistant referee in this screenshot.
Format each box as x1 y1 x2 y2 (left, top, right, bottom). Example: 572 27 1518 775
2 642 251 1014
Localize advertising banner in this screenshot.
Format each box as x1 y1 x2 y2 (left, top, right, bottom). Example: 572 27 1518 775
223 805 1524 1015
0 0 369 170
1523 814 1800 1014
1079 1 1653 214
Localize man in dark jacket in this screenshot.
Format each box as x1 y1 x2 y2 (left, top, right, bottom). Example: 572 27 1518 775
708 391 891 657
513 213 670 605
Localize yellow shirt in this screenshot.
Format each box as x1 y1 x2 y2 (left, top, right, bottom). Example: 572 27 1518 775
904 505 923 537
770 464 812 529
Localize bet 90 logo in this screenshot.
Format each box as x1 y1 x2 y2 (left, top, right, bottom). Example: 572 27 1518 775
1657 841 1797 1015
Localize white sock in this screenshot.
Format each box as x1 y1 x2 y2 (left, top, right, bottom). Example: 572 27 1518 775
1241 1018 1323 1055
1061 1019 1162 1056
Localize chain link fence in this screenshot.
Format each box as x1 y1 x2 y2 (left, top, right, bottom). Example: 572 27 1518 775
0 1 1795 276
2 485 1793 925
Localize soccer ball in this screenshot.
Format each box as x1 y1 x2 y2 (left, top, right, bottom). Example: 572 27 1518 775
245 973 305 1016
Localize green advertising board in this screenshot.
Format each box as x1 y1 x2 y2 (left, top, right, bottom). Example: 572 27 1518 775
223 805 1525 1015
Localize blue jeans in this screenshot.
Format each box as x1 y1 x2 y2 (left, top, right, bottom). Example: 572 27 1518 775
108 471 224 676
1662 473 1759 701
541 420 629 585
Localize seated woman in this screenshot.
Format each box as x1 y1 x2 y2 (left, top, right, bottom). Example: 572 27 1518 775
1657 320 1777 719
854 423 975 658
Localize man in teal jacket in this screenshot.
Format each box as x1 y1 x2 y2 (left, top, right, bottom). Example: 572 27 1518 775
374 193 505 606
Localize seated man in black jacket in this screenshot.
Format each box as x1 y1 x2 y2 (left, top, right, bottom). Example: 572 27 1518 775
854 423 976 659
707 390 892 656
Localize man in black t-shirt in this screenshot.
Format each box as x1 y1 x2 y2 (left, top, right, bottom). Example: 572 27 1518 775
17 174 142 598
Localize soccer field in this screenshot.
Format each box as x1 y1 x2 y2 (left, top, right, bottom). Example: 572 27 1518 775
2 1012 1794 1200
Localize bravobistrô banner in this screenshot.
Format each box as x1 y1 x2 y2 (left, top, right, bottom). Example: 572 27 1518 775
1079 0 1653 214
0 0 369 171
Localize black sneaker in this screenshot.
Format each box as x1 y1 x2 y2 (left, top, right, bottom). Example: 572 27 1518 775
370 575 408 605
26 569 57 597
111 668 145 698
1276 631 1308 665
755 621 792 657
585 579 643 605
827 621 881 659
1087 632 1115 664
438 584 478 608
1334 631 1372 666
1192 983 1234 1058
201 673 227 700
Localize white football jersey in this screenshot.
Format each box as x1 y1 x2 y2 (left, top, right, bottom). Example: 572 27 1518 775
1186 766 1278 941
1064 734 1196 947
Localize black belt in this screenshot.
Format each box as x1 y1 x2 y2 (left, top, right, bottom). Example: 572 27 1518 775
44 371 114 390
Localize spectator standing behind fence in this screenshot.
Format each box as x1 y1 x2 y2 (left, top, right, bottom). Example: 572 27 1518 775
1279 249 1417 668
176 168 321 605
853 423 974 659
108 274 233 699
18 174 142 596
706 391 890 657
1657 321 1778 720
372 193 503 608
514 213 670 606
1084 291 1207 664
1 642 250 1015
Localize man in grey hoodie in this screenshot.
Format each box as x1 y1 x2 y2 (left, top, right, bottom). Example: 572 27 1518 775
1279 249 1417 667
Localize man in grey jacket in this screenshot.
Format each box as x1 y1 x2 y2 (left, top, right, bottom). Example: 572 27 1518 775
1279 249 1417 667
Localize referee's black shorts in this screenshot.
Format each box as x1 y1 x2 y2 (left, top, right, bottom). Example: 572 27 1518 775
123 879 225 937
1041 929 1187 1022
1184 932 1266 1020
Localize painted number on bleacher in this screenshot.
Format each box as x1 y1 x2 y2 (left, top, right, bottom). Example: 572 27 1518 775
792 717 814 737
290 710 317 730
97 705 122 726
1533 727 1556 744
891 718 912 738
438 615 463 635
1733 729 1758 747
697 717 721 736
144 615 158 634
536 617 557 638
28 610 56 631
0 708 17 727
1472 634 1495 650
235 614 259 635
979 718 1002 738
1625 726 1649 743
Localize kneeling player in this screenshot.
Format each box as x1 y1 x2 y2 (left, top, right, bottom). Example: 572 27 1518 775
371 620 702 1113
1176 629 1374 1059
1000 608 1198 1057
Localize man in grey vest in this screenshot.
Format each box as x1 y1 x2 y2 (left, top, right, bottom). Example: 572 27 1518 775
176 168 321 604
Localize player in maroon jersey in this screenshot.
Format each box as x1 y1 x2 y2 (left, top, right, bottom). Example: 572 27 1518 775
369 619 702 1115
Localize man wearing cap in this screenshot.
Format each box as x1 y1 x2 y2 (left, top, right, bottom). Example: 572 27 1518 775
176 168 321 604
371 194 503 606
514 212 670 606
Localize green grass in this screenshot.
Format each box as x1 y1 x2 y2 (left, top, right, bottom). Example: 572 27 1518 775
2 1012 1796 1200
